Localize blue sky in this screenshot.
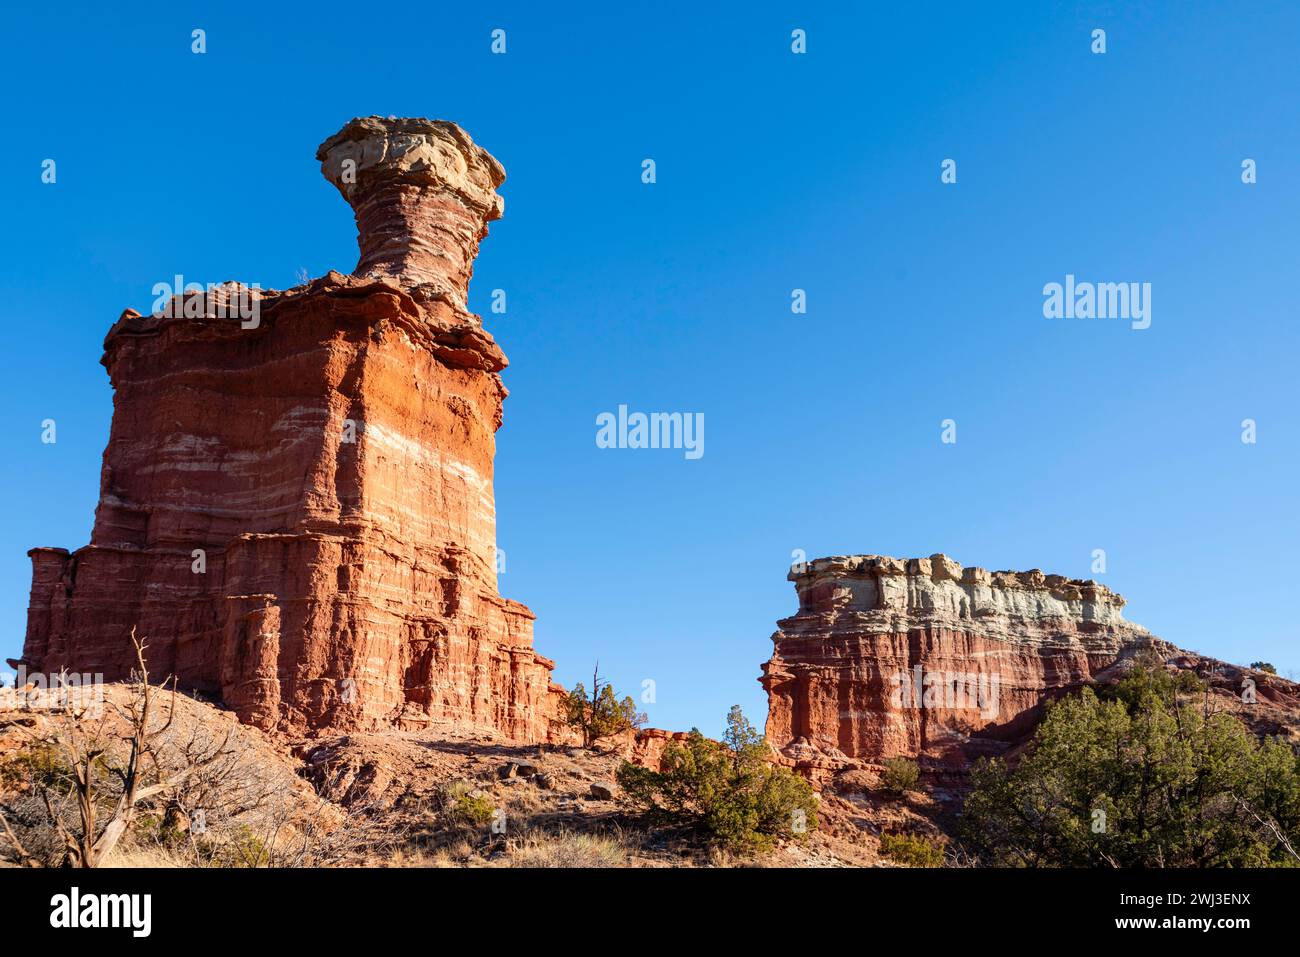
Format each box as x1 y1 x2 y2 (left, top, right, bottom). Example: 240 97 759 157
2 2 1297 736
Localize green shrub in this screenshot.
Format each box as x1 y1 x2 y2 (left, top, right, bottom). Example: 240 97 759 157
1252 662 1278 675
881 757 920 794
616 705 818 852
0 744 72 791
1100 656 1204 708
441 780 495 828
133 811 189 848
563 664 646 748
880 832 945 867
209 825 270 867
961 665 1300 867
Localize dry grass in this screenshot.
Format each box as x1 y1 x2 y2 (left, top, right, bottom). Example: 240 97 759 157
2 684 918 869
385 844 475 868
102 845 184 868
498 829 628 868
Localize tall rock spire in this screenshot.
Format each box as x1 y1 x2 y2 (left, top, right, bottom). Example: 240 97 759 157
17 119 567 741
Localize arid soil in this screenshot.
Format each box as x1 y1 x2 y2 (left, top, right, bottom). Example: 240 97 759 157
0 683 944 868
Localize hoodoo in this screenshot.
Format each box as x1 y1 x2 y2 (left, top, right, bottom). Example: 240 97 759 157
16 117 567 739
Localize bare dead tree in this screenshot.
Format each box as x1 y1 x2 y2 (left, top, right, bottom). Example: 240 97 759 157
0 806 35 866
1 628 410 868
5 629 233 867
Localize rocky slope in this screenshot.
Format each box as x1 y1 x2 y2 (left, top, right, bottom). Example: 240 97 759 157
16 117 566 740
0 684 908 868
761 554 1300 780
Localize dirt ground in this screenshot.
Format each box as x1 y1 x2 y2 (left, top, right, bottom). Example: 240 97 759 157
0 684 948 868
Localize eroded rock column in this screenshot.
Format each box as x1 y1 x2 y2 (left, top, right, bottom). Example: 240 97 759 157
16 117 568 741
317 116 506 312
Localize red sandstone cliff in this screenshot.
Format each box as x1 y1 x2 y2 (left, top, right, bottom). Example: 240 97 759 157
761 554 1300 779
17 117 568 740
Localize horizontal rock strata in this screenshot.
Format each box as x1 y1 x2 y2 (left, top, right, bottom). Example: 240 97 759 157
18 117 567 739
760 554 1167 772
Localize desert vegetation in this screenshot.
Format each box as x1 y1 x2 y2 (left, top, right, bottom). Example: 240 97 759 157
562 664 646 748
879 832 946 867
880 757 921 795
960 661 1300 867
0 636 394 868
11 637 1294 870
616 705 818 852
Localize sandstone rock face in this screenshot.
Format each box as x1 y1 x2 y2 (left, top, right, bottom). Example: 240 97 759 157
317 116 506 312
17 117 568 740
619 727 693 770
760 554 1165 772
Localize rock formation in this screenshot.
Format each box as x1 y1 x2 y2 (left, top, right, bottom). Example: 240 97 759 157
17 117 569 739
760 554 1299 778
